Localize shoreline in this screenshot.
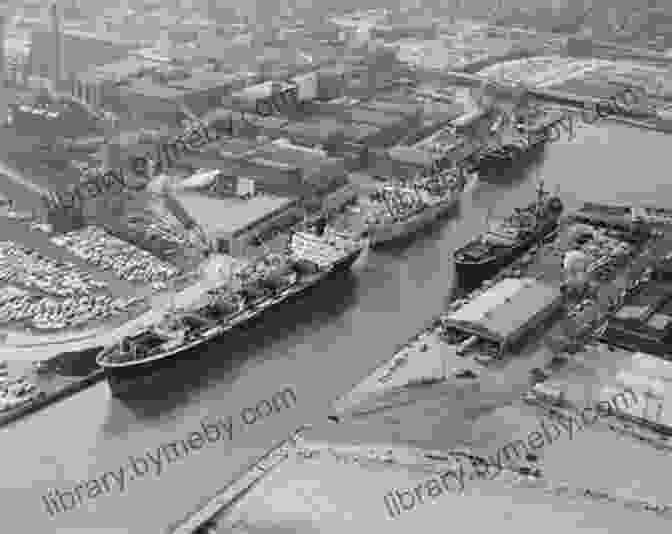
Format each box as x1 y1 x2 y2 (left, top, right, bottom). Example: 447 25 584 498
605 115 672 134
0 367 104 429
0 274 205 428
172 216 672 532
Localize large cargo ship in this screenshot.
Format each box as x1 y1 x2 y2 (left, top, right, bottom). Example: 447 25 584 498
453 181 564 290
348 170 477 246
96 227 364 396
475 110 562 181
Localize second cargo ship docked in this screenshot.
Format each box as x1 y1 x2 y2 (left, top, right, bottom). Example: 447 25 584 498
474 109 565 181
96 225 364 396
453 181 564 289
345 170 477 246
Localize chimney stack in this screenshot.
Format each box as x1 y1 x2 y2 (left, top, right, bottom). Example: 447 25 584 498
0 14 6 88
50 2 65 89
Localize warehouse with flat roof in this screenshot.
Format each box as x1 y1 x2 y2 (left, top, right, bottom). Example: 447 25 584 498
441 277 563 355
172 192 301 257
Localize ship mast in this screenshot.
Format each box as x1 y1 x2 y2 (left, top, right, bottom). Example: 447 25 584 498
382 188 396 218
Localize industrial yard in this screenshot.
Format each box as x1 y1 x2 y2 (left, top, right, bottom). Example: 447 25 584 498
183 205 672 533
2 1 672 533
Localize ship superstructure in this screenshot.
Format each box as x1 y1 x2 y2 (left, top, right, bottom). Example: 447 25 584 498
475 108 564 180
454 181 563 289
346 170 477 246
97 228 364 395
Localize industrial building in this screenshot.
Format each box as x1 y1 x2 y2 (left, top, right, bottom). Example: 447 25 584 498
225 72 320 117
102 69 247 126
172 191 301 257
358 98 423 121
441 277 564 356
174 136 354 213
369 145 453 179
8 98 104 139
280 117 347 148
336 107 412 148
602 351 672 433
363 124 479 179
28 4 142 90
600 271 672 358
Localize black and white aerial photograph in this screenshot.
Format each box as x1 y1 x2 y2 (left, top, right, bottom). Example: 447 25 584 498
1 0 672 532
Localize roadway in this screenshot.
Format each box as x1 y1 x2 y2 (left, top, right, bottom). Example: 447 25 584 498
0 150 49 213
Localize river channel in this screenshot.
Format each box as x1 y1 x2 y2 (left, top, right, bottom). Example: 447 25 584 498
1 121 669 532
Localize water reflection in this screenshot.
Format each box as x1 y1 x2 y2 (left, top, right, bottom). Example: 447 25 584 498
104 273 361 420
4 123 671 534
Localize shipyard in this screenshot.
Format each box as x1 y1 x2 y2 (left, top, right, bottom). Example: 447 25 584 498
2 1 672 533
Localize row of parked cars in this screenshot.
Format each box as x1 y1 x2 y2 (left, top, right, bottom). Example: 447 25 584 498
0 361 41 412
0 284 143 330
52 226 182 284
125 214 192 250
0 241 108 297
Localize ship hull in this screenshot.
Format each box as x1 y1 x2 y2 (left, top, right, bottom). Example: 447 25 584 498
99 249 361 396
368 195 459 247
476 138 546 183
454 219 559 291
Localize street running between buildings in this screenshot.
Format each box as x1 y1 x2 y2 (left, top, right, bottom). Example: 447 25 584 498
40 386 297 518
383 387 640 519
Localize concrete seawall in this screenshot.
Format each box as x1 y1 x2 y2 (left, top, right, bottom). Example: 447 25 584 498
0 369 104 428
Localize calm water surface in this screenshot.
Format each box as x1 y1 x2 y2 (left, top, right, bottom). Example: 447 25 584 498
1 122 670 533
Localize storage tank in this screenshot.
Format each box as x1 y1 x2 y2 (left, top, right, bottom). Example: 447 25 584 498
241 81 274 101
563 249 590 285
293 72 318 102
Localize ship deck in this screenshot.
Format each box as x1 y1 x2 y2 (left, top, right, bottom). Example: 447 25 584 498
172 215 672 533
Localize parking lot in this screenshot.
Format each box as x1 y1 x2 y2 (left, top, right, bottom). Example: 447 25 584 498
0 279 142 332
0 240 108 296
52 226 183 290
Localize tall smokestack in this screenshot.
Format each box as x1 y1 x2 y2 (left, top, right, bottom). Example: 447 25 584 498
0 14 6 88
50 2 64 89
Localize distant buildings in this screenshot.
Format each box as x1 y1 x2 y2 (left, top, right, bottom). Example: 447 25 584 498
28 25 142 90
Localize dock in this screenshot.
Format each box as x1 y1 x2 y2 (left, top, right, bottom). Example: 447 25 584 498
172 208 672 533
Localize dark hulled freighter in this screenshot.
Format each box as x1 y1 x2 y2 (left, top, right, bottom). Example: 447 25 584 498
475 109 565 182
453 181 564 290
96 225 364 396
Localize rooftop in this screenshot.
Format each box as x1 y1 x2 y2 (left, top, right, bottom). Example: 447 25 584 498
442 277 562 344
387 145 443 166
282 118 347 141
79 56 163 83
339 122 381 142
172 193 296 237
28 28 141 78
162 71 242 92
601 276 672 357
255 143 329 169
216 138 269 159
345 108 406 128
359 99 422 117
